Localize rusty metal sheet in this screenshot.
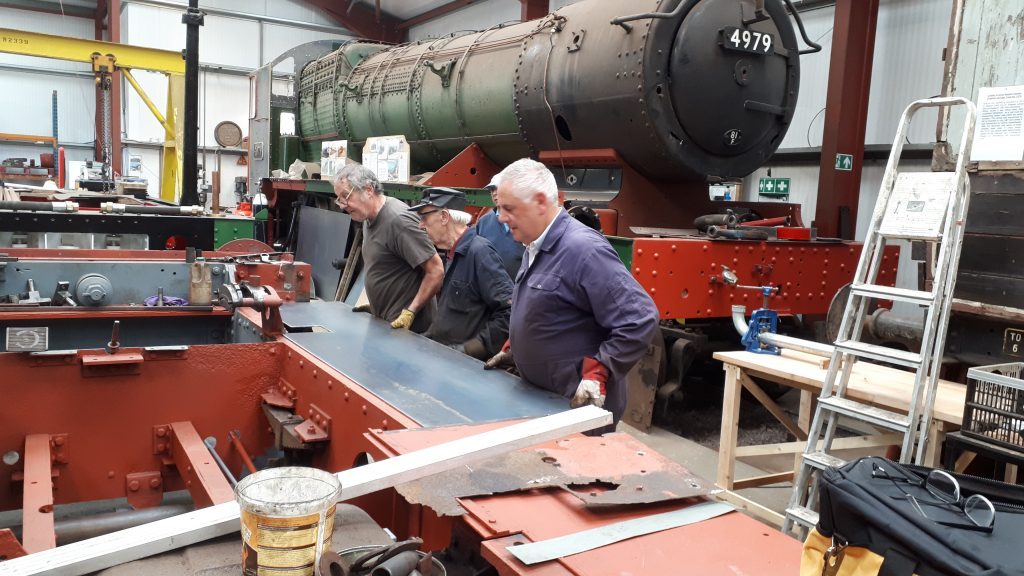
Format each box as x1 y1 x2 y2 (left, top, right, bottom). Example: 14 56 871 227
393 433 709 516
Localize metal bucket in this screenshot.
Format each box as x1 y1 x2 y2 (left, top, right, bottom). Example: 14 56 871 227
235 466 342 576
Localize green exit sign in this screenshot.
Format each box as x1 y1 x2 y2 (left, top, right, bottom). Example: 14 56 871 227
758 177 790 198
835 153 854 171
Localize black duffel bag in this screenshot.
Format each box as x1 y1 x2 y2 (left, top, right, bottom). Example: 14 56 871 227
801 456 1024 576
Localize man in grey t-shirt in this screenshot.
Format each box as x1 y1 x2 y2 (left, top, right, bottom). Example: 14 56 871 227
333 164 443 333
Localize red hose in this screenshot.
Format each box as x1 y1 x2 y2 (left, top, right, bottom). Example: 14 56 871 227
739 216 789 227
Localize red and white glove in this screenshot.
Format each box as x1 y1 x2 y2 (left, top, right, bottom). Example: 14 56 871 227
570 357 607 409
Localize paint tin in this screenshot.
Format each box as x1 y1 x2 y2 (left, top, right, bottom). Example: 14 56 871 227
235 466 342 576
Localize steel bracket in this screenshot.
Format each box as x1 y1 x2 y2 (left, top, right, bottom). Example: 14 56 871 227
0 528 28 560
261 378 296 408
125 471 163 509
567 29 586 53
424 58 456 88
80 351 144 377
48 434 69 465
152 424 172 456
262 404 312 451
295 403 331 443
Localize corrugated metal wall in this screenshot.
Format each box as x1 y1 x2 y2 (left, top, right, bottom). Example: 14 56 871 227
1 0 960 209
0 8 97 166
0 2 349 201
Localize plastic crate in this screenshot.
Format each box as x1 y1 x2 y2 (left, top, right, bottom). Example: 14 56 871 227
962 363 1024 453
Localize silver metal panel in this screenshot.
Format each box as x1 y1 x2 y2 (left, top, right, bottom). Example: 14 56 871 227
0 261 228 305
282 301 567 427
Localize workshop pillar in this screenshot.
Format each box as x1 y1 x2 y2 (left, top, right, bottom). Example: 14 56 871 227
813 0 879 240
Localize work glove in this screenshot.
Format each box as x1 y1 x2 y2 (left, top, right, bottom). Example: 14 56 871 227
483 339 514 370
570 357 608 409
461 338 488 361
390 308 416 330
352 303 372 314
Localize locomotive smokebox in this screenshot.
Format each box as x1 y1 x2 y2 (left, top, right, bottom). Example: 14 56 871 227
297 0 799 182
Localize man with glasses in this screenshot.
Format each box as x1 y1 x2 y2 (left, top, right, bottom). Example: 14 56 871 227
410 187 513 360
333 164 443 333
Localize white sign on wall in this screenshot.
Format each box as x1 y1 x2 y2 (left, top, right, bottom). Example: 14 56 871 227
971 85 1024 161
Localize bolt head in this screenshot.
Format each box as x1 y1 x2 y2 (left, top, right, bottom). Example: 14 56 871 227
129 480 140 491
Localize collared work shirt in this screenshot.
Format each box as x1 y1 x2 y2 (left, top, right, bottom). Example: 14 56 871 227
476 210 525 280
425 227 513 357
509 210 659 423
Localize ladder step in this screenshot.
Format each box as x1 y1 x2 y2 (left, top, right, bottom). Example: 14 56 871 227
803 451 847 471
785 506 819 528
818 397 910 431
835 340 922 368
851 283 933 305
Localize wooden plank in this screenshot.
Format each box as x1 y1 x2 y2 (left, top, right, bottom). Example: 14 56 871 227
734 433 903 458
739 373 807 441
0 406 611 576
713 350 966 425
795 391 814 471
731 471 793 491
954 451 977 473
717 365 743 490
712 491 784 528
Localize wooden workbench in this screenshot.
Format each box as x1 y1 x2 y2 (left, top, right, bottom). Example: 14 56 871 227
711 349 967 526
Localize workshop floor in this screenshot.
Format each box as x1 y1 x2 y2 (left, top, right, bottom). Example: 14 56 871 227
620 380 805 517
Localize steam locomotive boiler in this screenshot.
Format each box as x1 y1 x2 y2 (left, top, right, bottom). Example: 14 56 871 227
294 0 799 183
251 0 896 418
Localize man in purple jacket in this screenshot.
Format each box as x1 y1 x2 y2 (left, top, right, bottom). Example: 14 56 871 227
483 158 659 426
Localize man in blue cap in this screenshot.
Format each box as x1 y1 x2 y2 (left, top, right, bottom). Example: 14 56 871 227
411 187 513 360
475 173 525 281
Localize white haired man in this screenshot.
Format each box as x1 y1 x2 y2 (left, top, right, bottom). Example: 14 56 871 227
409 187 513 360
333 163 443 332
483 158 658 426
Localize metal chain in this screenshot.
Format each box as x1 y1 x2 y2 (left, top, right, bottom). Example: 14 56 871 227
100 77 112 181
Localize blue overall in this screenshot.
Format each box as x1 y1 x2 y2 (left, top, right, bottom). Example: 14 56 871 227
509 210 658 423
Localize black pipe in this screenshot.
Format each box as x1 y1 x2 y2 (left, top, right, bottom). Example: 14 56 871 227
100 202 203 216
180 0 203 206
0 201 77 213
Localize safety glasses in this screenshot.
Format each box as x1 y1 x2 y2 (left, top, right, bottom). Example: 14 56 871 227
871 462 995 533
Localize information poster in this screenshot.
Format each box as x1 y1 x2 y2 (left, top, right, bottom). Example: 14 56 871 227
320 140 348 179
971 85 1024 161
362 135 410 183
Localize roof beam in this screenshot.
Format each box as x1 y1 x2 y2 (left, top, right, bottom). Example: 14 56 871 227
306 0 404 43
396 0 477 31
0 0 96 19
520 0 548 21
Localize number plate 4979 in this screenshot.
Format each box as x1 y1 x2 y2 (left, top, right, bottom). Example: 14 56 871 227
1005 328 1024 357
722 26 774 55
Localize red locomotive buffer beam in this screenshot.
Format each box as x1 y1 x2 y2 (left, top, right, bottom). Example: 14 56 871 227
631 238 899 319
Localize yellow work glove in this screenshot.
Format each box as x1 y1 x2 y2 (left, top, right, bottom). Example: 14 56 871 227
351 303 372 314
390 308 416 330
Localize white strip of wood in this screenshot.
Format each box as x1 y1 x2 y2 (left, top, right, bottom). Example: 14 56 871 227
0 406 611 576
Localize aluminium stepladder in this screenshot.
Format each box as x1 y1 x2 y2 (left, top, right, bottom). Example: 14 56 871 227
782 97 977 535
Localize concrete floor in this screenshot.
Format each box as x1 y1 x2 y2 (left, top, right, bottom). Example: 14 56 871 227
618 421 794 516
